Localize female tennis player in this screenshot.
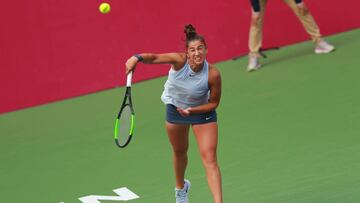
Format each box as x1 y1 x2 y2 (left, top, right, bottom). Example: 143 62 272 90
125 24 223 203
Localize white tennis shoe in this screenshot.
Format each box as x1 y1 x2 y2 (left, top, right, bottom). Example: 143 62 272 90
315 39 335 54
247 54 261 72
175 179 191 203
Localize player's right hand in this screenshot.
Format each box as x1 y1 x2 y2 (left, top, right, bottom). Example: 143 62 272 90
125 56 138 74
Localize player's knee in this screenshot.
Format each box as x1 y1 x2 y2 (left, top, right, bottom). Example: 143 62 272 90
173 147 188 156
201 151 218 167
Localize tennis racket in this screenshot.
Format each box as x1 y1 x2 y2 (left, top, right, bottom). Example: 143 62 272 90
114 72 135 148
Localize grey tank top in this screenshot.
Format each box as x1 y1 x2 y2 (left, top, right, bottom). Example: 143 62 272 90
161 60 210 109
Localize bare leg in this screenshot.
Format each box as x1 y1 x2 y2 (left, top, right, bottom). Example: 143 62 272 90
166 121 190 189
192 122 222 203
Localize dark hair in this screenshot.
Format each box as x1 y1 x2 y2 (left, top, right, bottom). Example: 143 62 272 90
184 24 206 48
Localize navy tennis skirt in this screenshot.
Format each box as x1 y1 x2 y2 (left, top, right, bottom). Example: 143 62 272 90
166 104 217 124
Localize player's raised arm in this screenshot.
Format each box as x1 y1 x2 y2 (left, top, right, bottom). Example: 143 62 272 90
125 53 186 74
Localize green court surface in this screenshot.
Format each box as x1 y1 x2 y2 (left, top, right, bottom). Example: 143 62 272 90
1 29 360 203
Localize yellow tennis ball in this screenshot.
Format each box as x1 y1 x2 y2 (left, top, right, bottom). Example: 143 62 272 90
99 3 111 14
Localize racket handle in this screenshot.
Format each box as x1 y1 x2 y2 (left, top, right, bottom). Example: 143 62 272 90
126 71 133 87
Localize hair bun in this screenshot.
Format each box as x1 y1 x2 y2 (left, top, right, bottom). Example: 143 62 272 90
184 24 197 40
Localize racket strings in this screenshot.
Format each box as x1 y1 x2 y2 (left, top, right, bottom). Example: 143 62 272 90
117 105 133 146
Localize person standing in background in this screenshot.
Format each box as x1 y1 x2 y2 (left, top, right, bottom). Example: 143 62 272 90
247 0 336 71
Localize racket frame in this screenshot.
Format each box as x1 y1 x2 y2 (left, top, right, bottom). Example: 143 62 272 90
114 72 135 148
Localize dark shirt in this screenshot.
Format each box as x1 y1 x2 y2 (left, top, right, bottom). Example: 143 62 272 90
250 0 303 12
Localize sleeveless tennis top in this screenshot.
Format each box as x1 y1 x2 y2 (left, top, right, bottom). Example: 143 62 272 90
161 60 210 109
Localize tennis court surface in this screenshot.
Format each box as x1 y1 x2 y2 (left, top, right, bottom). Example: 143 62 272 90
1 29 360 203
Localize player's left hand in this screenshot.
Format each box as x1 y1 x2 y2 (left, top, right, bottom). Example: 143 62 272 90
177 107 191 117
